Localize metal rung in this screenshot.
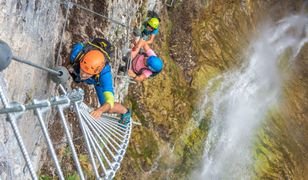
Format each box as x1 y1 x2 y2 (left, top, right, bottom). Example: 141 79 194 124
0 86 133 179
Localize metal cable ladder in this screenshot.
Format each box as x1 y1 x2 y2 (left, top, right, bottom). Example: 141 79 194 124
0 85 133 180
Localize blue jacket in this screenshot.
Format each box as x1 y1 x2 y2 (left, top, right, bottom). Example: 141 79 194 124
73 64 114 105
141 24 159 40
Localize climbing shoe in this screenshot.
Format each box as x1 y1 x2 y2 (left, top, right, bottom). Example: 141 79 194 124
118 109 131 126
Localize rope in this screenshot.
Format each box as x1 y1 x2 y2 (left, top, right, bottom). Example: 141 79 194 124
60 0 129 28
12 55 61 76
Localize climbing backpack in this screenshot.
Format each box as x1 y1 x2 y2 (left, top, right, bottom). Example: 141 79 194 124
70 37 114 67
69 37 114 85
147 10 161 22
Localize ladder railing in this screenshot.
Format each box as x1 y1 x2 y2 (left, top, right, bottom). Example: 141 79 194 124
0 85 132 179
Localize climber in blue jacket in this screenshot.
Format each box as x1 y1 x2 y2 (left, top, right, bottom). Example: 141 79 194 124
68 38 131 125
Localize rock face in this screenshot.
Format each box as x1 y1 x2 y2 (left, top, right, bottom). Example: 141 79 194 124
0 0 160 179
0 0 307 179
253 43 308 179
0 1 61 179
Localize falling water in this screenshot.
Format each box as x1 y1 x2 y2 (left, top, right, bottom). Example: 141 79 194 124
192 14 308 179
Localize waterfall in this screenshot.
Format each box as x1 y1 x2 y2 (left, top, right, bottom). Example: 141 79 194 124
193 14 308 179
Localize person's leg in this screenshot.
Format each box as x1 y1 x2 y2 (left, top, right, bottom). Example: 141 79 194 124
109 103 131 125
133 36 140 47
137 38 147 49
108 102 128 114
131 49 138 60
131 39 147 59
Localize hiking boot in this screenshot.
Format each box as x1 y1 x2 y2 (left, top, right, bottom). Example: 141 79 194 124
118 109 131 126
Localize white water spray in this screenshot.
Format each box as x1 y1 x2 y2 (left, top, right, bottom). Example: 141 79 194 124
192 14 308 179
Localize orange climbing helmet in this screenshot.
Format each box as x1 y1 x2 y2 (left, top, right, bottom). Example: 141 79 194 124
80 50 105 75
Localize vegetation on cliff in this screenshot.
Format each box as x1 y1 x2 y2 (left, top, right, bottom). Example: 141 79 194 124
119 0 307 179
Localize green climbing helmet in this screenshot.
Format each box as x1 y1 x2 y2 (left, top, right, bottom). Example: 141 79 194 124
147 18 160 29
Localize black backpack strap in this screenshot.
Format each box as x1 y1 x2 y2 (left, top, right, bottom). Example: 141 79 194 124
87 38 113 61
94 74 100 86
138 67 159 77
94 68 111 86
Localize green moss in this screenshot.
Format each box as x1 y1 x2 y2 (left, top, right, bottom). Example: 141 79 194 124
252 108 298 179
122 0 308 179
64 146 71 157
173 124 208 177
79 154 94 178
65 172 79 180
191 65 221 93
126 95 147 124
39 175 53 180
127 128 159 169
277 48 293 72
